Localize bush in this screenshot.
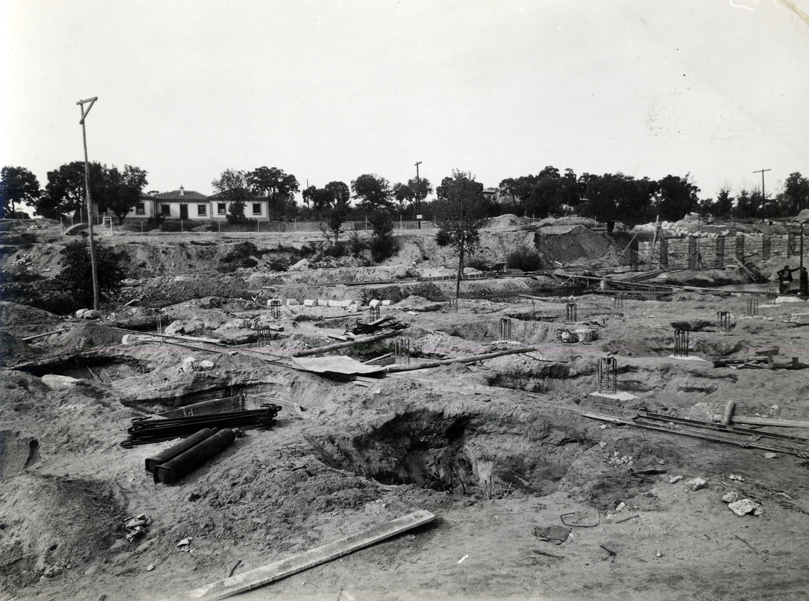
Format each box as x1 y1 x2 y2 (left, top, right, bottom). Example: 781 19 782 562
506 247 544 271
466 257 489 271
435 229 451 246
348 230 366 258
369 209 398 263
55 237 130 306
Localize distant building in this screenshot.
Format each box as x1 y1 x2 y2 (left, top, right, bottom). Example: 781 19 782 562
126 186 271 221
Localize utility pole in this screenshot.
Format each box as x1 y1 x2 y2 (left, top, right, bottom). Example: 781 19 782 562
78 97 100 311
753 168 771 205
415 161 422 230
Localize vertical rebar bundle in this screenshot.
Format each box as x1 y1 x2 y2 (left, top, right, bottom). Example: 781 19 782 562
156 312 163 335
717 311 731 334
747 298 759 317
256 326 273 347
597 357 618 394
394 337 411 365
647 286 658 301
674 329 689 357
566 302 577 323
613 294 624 311
269 300 281 319
369 305 381 321
446 298 458 313
499 317 512 341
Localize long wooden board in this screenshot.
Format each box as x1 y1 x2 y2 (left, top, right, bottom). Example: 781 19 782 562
184 510 436 600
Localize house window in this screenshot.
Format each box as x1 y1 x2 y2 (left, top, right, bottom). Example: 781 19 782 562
218 203 226 215
161 204 171 216
135 203 145 215
197 204 207 216
252 203 262 215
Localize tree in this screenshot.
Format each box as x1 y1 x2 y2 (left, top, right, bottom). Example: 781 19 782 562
212 169 252 222
302 185 332 219
655 174 700 221
434 170 488 300
782 172 809 214
710 187 734 218
351 174 393 213
368 208 397 262
55 236 130 307
98 165 148 224
247 166 300 221
578 173 656 234
733 188 754 219
392 177 433 217
38 161 106 220
0 166 41 218
322 182 352 245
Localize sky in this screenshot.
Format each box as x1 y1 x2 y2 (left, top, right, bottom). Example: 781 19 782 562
2 0 808 206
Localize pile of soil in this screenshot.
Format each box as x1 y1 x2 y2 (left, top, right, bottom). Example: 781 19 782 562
485 214 525 231
0 474 125 591
57 322 124 349
533 225 620 266
0 301 61 330
0 331 41 362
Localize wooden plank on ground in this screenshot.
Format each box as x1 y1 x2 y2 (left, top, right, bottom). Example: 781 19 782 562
183 510 436 600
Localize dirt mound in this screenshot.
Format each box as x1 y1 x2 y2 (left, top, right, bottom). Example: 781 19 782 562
533 225 619 266
395 295 445 312
0 474 125 592
0 301 61 330
485 214 524 231
0 331 41 362
57 322 124 349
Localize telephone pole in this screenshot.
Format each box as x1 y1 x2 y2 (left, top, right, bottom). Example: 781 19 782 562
753 168 771 203
415 161 422 230
78 96 100 311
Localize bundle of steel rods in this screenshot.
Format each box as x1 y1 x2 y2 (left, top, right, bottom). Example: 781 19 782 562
121 404 282 447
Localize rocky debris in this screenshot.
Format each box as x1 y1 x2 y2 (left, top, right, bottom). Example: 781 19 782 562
41 374 83 389
728 499 763 517
75 308 100 319
687 477 707 491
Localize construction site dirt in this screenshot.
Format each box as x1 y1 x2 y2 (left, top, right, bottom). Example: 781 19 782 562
2 216 809 601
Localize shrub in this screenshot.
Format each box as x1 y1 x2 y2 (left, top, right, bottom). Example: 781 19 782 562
435 229 451 246
466 257 489 271
348 230 366 257
506 247 544 271
369 209 398 263
55 237 130 306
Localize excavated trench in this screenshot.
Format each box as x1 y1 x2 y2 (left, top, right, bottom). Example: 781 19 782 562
306 403 598 498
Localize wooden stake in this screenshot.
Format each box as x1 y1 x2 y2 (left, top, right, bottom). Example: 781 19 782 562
182 511 436 600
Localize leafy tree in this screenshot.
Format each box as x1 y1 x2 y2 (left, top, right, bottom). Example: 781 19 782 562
368 208 397 262
498 176 536 215
321 181 352 245
38 161 106 220
392 177 433 217
733 188 754 219
782 172 809 214
302 185 332 219
710 187 734 218
655 174 700 221
55 236 130 307
578 173 656 234
434 170 488 300
247 166 299 220
523 166 583 218
212 169 252 223
351 174 393 213
98 165 148 224
0 166 41 218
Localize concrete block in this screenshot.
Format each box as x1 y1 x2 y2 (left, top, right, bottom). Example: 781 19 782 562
328 300 341 307
286 298 299 306
381 300 392 306
303 299 316 307
369 299 381 308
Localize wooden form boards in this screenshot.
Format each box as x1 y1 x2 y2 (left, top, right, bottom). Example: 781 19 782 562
182 510 436 600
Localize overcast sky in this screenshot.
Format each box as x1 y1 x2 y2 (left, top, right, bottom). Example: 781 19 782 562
2 0 808 204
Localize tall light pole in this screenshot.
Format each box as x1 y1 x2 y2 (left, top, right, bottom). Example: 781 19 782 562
78 96 100 311
753 168 771 206
415 161 422 230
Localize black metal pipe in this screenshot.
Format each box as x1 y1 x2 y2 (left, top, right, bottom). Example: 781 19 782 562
145 428 217 474
154 428 237 484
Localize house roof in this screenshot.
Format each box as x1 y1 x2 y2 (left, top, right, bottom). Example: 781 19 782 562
208 192 266 201
155 188 208 201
